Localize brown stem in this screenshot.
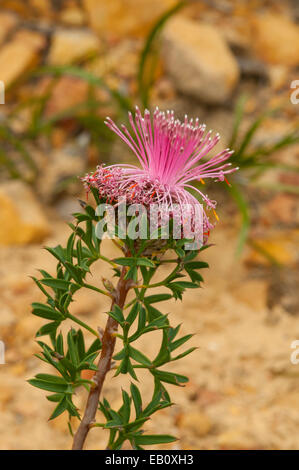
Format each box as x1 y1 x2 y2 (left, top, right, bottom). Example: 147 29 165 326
72 267 130 450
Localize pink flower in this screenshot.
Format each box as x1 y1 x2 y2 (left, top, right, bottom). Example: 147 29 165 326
82 107 238 241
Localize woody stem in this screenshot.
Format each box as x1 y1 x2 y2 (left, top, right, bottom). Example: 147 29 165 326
72 267 130 450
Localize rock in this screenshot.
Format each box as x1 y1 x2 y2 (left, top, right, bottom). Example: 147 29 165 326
0 306 15 327
15 316 41 341
218 429 258 450
268 65 289 91
152 77 176 102
237 56 268 80
279 172 299 188
59 6 87 26
10 362 26 377
48 29 100 65
14 29 46 50
261 193 298 227
4 275 32 296
162 17 239 104
83 0 175 38
0 385 14 408
245 230 299 267
0 180 50 245
37 146 85 201
251 14 299 66
30 0 53 16
87 39 139 80
0 12 18 45
267 266 299 315
43 76 89 118
178 412 212 437
0 0 28 16
0 29 46 88
194 387 223 407
269 360 299 378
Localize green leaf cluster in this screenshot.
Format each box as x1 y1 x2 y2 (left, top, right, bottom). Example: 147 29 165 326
30 191 210 448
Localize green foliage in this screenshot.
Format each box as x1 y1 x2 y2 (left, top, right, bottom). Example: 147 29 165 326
138 0 187 107
0 123 38 182
97 384 174 449
228 95 299 255
137 6 299 258
29 329 102 423
227 183 250 256
229 95 299 173
0 65 132 185
30 191 208 449
36 66 132 116
0 1 188 183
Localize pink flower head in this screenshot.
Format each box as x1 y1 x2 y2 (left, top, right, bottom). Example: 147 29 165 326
82 106 238 242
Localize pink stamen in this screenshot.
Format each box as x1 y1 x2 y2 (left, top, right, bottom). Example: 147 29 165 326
82 107 238 243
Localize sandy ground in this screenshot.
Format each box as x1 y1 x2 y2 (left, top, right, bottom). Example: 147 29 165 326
1 208 299 450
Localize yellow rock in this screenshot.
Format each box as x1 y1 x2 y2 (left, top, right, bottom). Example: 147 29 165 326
48 29 100 65
30 0 52 16
0 0 28 16
0 181 50 245
0 29 45 88
59 6 87 26
0 306 15 327
229 406 242 416
0 12 18 45
245 230 299 266
10 362 26 377
218 429 257 450
178 412 212 437
43 76 89 118
14 29 46 49
15 316 42 341
162 16 240 104
251 14 299 66
224 385 238 397
83 0 175 38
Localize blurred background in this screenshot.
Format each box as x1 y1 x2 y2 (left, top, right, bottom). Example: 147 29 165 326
0 0 298 450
